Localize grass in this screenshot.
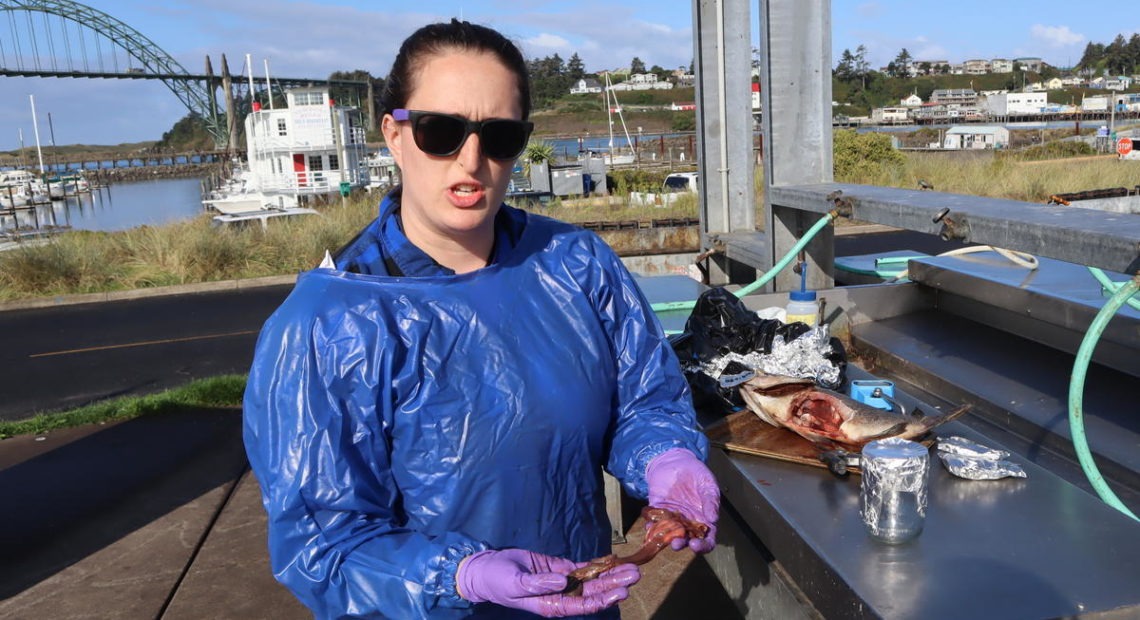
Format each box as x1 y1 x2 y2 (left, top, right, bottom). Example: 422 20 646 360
0 374 246 440
845 151 1140 200
6 150 1138 301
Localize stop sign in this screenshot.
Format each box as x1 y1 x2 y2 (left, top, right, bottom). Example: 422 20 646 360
1117 137 1133 156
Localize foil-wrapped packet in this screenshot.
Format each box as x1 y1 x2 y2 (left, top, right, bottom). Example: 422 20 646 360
693 325 841 388
936 436 1027 480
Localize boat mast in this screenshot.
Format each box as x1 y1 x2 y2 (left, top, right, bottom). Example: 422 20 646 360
264 59 275 110
246 54 257 109
28 95 45 174
604 73 615 167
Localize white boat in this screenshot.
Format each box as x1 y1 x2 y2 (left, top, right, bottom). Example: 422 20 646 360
211 206 322 229
0 188 30 208
0 170 47 207
365 150 399 193
202 84 370 216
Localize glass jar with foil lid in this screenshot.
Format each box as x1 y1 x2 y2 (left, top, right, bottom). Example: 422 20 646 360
859 437 930 544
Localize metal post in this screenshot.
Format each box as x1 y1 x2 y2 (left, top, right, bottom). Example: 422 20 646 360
758 0 835 292
692 0 756 285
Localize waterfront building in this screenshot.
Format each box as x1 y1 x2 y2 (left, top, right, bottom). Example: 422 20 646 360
931 88 978 106
982 91 1047 116
943 125 1010 149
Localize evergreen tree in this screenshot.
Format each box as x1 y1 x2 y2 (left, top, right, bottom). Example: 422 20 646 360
567 53 586 80
1128 34 1140 74
1077 41 1105 71
854 45 870 89
835 48 856 82
889 48 912 78
1107 34 1129 75
630 56 646 74
527 54 573 109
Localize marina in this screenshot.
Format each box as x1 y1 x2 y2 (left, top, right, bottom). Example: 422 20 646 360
0 177 206 234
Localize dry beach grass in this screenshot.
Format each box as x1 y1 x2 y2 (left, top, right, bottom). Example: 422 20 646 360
2 147 1138 301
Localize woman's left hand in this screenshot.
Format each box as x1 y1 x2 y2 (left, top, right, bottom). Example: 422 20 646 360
645 448 721 553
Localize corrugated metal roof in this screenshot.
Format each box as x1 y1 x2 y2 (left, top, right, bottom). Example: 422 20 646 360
946 125 1006 135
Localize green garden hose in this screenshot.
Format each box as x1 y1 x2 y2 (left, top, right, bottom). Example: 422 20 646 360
650 210 837 314
1087 266 1140 312
1067 273 1139 521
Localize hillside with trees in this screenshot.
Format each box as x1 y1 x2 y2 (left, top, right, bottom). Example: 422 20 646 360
1077 34 1140 76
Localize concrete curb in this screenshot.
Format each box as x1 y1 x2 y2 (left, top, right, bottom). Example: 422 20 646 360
0 274 298 313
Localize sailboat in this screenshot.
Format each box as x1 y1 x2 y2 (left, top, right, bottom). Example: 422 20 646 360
600 73 636 167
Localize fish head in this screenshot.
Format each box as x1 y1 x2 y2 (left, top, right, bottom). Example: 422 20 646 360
738 374 816 427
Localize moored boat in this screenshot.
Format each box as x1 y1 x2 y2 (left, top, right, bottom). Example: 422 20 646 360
202 84 370 217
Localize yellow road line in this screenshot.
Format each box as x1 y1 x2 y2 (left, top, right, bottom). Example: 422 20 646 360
30 329 259 358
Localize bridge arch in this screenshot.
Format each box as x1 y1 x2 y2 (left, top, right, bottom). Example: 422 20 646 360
0 0 229 145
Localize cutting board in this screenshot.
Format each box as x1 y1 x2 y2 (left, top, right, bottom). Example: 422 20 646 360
703 410 861 474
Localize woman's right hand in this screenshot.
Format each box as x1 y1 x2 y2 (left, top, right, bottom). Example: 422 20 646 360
456 548 640 617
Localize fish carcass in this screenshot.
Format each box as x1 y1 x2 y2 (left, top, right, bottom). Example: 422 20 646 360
738 373 970 451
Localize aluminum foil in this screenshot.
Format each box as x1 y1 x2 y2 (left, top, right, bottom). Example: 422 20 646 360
936 435 1027 480
860 438 929 544
691 325 841 387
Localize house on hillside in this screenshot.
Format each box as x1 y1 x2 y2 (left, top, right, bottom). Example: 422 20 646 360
672 67 695 86
1044 77 1064 90
1015 57 1044 72
964 59 990 75
900 92 923 107
1106 76 1133 90
912 59 950 75
609 73 673 91
569 78 603 95
944 125 1009 150
991 59 1013 73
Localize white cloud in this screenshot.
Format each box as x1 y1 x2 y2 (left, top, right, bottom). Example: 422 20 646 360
525 33 571 51
1030 24 1084 48
913 44 949 61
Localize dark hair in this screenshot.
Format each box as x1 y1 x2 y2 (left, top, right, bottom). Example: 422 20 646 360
380 19 532 120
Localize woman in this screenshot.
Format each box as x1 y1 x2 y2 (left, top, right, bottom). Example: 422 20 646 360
244 19 719 619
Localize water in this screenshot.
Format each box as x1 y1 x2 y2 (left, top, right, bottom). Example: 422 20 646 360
545 132 694 160
2 177 206 233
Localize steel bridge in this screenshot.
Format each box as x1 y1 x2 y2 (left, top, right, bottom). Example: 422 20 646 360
0 0 370 148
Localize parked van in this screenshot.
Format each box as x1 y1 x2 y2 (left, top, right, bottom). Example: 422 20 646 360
630 172 700 207
663 172 699 193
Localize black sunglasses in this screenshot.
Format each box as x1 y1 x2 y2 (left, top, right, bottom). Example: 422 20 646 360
392 109 534 161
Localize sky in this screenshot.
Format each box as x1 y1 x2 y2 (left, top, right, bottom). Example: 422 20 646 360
0 0 1136 147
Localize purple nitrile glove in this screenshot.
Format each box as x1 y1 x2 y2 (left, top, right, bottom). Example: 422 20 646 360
456 548 640 618
645 448 720 553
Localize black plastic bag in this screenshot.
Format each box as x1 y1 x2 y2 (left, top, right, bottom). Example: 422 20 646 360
670 287 847 416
